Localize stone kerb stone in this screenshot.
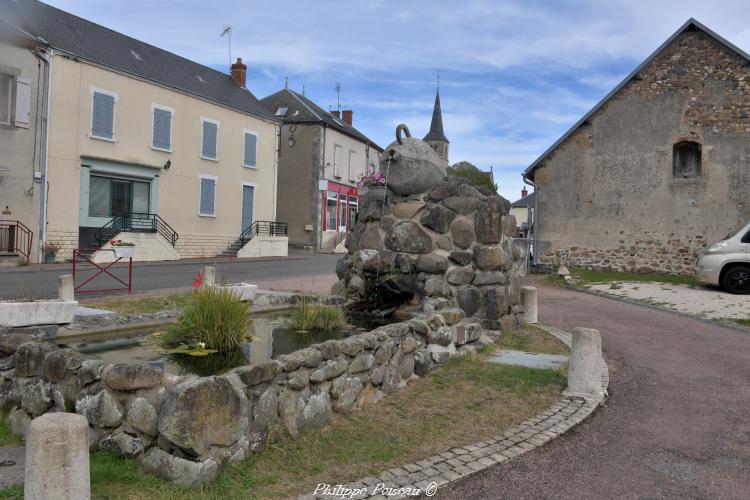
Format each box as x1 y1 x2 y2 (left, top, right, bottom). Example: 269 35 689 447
564 327 605 400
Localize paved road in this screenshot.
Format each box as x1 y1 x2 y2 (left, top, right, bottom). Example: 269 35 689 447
438 283 750 499
0 251 339 299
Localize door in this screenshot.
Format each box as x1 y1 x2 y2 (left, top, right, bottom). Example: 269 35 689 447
242 185 254 233
338 195 347 232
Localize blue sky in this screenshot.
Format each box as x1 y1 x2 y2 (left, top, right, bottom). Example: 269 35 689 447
46 0 750 202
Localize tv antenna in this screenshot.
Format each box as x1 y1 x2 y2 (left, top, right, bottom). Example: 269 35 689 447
335 83 342 113
220 25 232 67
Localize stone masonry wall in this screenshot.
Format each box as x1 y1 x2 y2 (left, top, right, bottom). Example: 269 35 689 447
174 232 237 259
1 313 490 485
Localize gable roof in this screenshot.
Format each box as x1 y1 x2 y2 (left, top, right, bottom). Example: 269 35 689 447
261 88 382 151
0 0 277 122
511 191 535 208
424 89 448 143
523 18 750 181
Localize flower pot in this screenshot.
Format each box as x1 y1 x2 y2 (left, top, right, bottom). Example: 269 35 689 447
360 185 387 204
113 246 135 258
43 252 56 263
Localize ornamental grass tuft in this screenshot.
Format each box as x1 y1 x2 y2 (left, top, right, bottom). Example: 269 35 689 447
289 295 345 334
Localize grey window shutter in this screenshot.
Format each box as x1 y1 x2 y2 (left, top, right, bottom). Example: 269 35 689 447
92 92 115 139
152 108 171 150
200 178 215 215
13 77 31 128
202 121 217 158
244 133 257 167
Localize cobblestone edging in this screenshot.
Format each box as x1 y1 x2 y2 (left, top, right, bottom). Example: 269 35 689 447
299 323 609 500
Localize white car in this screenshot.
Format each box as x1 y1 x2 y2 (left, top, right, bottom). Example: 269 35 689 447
696 221 750 294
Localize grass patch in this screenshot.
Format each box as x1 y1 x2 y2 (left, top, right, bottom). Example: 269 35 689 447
86 292 194 315
732 319 750 327
492 325 569 355
0 409 23 448
289 296 345 334
0 349 564 499
547 267 700 288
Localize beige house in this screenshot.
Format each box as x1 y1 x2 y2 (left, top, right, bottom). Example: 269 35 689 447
261 89 382 251
0 18 46 264
5 0 285 263
509 188 534 238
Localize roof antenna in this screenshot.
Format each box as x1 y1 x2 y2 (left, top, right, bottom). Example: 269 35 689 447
302 84 305 96
335 82 342 113
284 76 288 89
220 25 232 68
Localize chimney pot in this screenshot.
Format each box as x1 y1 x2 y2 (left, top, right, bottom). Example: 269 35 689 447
521 187 528 198
342 110 353 125
231 57 247 87
331 110 340 119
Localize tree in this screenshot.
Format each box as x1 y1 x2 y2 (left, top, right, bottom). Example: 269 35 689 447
446 161 498 193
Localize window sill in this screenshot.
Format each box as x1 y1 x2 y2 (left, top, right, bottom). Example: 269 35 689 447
669 177 704 185
201 156 219 162
243 164 258 169
151 146 172 153
89 134 115 143
198 212 216 218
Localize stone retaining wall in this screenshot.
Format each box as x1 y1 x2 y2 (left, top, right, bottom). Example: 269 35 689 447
0 311 489 485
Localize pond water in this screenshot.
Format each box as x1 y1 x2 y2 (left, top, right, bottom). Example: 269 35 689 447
57 310 390 376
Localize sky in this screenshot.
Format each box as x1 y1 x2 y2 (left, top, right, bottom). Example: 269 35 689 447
45 0 750 202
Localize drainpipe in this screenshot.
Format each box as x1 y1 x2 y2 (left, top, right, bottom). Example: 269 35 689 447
318 123 327 251
522 173 537 266
34 47 52 263
273 122 280 221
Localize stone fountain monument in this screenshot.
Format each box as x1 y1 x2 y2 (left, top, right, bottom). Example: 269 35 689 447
333 124 526 330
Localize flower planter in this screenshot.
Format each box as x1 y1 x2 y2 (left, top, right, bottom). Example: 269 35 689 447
113 246 135 258
218 283 258 302
43 252 56 263
359 185 387 204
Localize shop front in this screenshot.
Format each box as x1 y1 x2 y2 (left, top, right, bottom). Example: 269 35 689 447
322 181 358 234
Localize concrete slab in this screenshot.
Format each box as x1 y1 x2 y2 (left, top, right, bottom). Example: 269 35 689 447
0 445 25 488
75 306 115 317
487 349 568 370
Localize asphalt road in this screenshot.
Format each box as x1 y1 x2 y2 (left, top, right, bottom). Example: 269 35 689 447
438 282 750 499
0 250 339 299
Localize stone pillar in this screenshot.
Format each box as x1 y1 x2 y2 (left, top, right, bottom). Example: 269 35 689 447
25 413 90 500
564 327 604 400
201 266 216 287
520 286 537 324
57 275 74 301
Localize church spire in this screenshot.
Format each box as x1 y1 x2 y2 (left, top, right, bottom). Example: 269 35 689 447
423 88 448 143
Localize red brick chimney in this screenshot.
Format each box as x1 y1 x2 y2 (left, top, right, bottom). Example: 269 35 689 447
521 187 528 198
331 110 340 119
231 58 247 87
342 110 353 125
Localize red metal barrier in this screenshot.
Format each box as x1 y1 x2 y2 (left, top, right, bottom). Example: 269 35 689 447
72 249 132 295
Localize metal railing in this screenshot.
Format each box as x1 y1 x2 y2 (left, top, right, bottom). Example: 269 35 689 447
240 221 288 246
95 213 178 247
0 220 33 261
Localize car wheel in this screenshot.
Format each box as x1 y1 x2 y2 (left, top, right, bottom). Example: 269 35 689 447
722 265 750 294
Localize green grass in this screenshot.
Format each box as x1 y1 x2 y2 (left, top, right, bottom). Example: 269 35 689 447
0 347 565 499
732 319 750 327
0 409 23 448
289 296 345 334
491 325 569 355
547 267 700 288
86 292 194 315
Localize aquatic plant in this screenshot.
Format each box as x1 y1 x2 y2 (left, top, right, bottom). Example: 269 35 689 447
289 295 345 334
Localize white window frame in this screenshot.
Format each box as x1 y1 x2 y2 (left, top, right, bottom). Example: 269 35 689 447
242 129 259 169
0 73 12 126
150 103 174 152
200 117 220 161
333 144 342 178
89 86 118 142
348 149 357 182
198 174 218 217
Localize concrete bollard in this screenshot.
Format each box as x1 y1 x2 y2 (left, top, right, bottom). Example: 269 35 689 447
25 413 90 500
201 266 216 287
564 327 604 400
58 275 74 301
520 286 538 324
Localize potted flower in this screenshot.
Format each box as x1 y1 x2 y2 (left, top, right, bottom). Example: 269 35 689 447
110 239 136 258
357 168 387 203
41 241 61 263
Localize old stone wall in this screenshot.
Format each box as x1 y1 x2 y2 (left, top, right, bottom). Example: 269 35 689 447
334 176 527 330
533 28 750 275
0 313 490 485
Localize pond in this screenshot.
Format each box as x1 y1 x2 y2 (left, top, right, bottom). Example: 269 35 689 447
56 310 391 376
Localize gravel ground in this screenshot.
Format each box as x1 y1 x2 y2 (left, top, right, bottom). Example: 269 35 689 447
437 279 750 499
587 282 749 320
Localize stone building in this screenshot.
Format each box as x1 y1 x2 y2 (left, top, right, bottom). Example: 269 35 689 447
523 19 750 275
424 89 449 164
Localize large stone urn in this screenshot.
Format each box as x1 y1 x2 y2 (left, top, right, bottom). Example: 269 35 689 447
381 124 447 195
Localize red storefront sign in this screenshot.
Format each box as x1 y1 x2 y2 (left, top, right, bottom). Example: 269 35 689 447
322 180 359 232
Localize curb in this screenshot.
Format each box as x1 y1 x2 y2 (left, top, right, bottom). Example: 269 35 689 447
296 324 609 500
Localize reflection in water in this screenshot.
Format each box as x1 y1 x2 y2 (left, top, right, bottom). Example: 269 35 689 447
66 310 392 376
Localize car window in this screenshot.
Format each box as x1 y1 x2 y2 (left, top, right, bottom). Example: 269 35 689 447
742 230 750 244
725 222 750 239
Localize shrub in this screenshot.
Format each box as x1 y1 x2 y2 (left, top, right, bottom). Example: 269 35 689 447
290 295 345 334
169 286 251 351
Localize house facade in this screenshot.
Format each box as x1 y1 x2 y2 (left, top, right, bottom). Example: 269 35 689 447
261 89 382 251
0 19 46 263
5 0 283 262
510 188 534 238
524 19 750 275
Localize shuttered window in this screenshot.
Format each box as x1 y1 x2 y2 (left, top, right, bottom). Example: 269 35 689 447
334 145 342 177
152 106 172 151
13 77 31 128
244 131 257 167
91 90 115 139
0 74 12 126
201 120 218 159
199 176 216 216
348 150 357 181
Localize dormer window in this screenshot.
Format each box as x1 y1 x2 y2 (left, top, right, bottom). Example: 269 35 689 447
673 141 701 178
